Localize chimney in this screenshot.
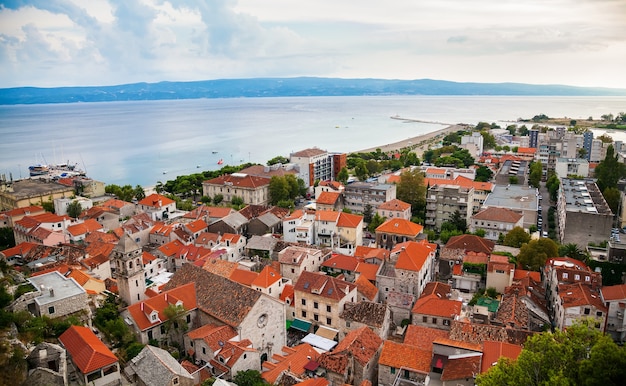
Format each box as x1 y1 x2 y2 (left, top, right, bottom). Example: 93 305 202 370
49 288 54 297
140 302 144 311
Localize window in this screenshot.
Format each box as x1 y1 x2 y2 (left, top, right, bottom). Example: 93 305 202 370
302 299 306 306
314 302 318 309
422 316 427 323
346 321 351 328
302 311 307 318
314 314 319 321
584 308 590 315
585 276 590 282
161 325 166 334
48 306 55 314
443 319 450 326
391 367 396 374
563 273 568 279
596 311 603 317
148 330 153 340
186 314 191 323
575 274 580 280
432 318 438 324
202 347 206 355
173 377 179 385
326 305 331 312
327 318 332 325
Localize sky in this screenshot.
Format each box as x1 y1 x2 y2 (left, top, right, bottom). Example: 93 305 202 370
1 0 625 89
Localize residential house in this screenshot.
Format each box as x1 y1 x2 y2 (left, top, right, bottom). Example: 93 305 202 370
385 291 415 326
452 251 489 293
120 212 156 247
66 218 104 244
321 253 359 281
343 182 396 214
600 283 626 343
10 270 88 318
485 254 515 293
245 234 278 260
247 211 282 236
316 191 343 212
423 176 493 215
58 326 121 386
137 193 177 221
0 205 45 227
482 184 538 230
480 341 522 374
439 234 495 279
54 196 93 216
123 283 198 346
283 209 315 245
315 180 344 198
79 205 120 231
354 275 379 303
278 245 327 282
81 252 113 281
251 265 285 298
318 326 383 386
216 233 247 262
13 213 71 246
150 222 176 245
294 271 357 330
376 198 412 220
208 339 261 380
432 338 482 386
184 324 237 368
411 293 462 331
375 218 424 250
164 264 286 368
469 207 524 240
261 343 321 384
339 301 391 340
229 268 259 287
125 345 194 386
202 173 271 206
378 340 431 386
403 325 449 352
207 212 249 235
100 198 135 218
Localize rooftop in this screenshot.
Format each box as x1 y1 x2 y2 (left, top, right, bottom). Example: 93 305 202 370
483 184 538 211
27 270 86 306
560 178 612 215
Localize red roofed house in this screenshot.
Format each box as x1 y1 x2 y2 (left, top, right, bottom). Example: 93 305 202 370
480 340 522 374
278 245 328 282
378 340 431 385
58 325 121 386
202 173 271 206
377 240 436 302
0 205 45 227
321 253 359 280
439 234 495 279
318 326 383 386
375 218 424 250
486 254 516 293
13 213 71 246
377 198 412 220
434 337 482 385
294 271 357 330
122 282 198 346
316 191 343 212
184 323 237 368
412 292 463 331
469 207 524 241
283 209 315 244
66 218 104 244
261 343 321 384
601 283 626 343
137 193 177 221
251 265 284 298
314 210 364 252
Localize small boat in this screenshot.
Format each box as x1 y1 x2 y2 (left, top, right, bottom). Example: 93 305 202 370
217 159 224 165
212 151 218 154
163 170 167 174
196 165 201 168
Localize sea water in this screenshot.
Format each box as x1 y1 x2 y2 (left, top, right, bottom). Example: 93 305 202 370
1 96 625 187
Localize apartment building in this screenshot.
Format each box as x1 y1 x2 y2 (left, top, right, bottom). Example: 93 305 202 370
343 181 396 214
425 183 474 230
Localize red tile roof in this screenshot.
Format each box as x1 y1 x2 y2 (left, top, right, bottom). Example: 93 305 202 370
354 245 389 262
205 173 271 189
67 219 103 237
378 340 430 374
336 212 363 228
377 198 411 211
601 283 626 301
186 324 237 352
318 326 382 373
424 175 494 192
126 283 197 331
480 340 522 373
262 343 321 384
314 210 340 222
229 268 259 287
354 275 379 301
559 282 607 311
376 218 423 236
412 294 462 318
403 325 449 351
444 234 495 254
512 269 541 282
355 262 380 282
433 337 482 352
279 284 295 303
463 251 490 265
251 265 281 288
516 147 537 154
472 207 523 223
58 325 118 374
316 191 341 205
202 256 237 277
441 355 482 381
294 271 356 301
138 193 175 208
322 253 359 271
394 240 436 272
421 282 452 298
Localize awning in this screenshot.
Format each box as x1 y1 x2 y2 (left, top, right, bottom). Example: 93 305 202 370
290 318 312 332
315 325 338 340
302 333 338 352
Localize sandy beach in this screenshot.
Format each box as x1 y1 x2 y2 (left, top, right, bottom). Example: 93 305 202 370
352 123 465 158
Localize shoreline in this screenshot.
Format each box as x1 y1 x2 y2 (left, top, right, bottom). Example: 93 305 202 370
351 123 465 158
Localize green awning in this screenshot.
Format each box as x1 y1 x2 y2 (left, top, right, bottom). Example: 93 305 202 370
290 318 312 332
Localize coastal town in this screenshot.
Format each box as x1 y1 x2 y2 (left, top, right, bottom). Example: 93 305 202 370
2 115 626 386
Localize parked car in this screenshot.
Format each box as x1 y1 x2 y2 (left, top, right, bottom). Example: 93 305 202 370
543 231 548 237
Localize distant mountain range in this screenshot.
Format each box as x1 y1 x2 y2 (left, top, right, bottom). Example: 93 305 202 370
1 77 625 105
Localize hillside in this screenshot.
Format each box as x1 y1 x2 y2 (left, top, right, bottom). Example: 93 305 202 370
1 77 625 105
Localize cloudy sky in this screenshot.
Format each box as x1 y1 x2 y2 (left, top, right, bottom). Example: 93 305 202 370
1 0 625 89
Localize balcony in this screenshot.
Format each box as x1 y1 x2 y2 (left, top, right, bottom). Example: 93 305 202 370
425 219 436 226
426 204 437 210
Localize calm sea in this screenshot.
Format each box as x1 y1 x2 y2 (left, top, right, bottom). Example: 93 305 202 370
1 96 625 187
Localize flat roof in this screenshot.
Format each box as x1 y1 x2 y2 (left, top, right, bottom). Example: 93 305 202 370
560 178 611 215
28 271 86 306
483 185 538 211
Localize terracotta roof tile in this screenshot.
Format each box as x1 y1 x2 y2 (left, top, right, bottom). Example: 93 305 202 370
205 174 270 189
376 218 423 236
322 254 359 271
480 341 522 373
186 324 237 352
443 234 495 255
412 294 462 318
353 245 389 262
164 264 262 327
126 283 197 331
378 340 430 374
394 240 436 272
291 148 327 157
433 337 482 352
463 251 489 265
336 212 363 228
441 355 481 381
559 282 607 311
202 256 237 277
138 193 176 208
316 191 341 205
421 282 452 298
58 326 117 374
261 343 320 384
251 265 281 288
355 262 380 282
472 207 523 223
318 327 382 373
602 283 626 301
377 198 411 211
279 284 294 303
403 325 449 351
294 271 356 301
229 268 259 286
340 301 387 327
67 219 103 236
315 210 340 222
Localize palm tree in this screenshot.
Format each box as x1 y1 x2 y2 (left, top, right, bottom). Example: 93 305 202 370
559 243 587 262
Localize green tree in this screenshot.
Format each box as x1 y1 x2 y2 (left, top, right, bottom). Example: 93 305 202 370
595 145 626 191
368 213 386 233
213 194 223 205
231 196 244 208
449 210 467 233
396 169 426 216
66 200 82 219
509 176 519 185
337 167 349 185
355 163 368 181
475 166 494 182
528 161 543 188
41 200 55 213
480 130 496 149
559 243 587 261
163 304 188 341
517 238 559 271
134 185 146 200
0 227 16 250
546 172 560 202
268 176 290 205
233 370 265 386
363 204 373 224
267 155 289 165
200 195 212 204
602 187 621 215
365 159 380 176
503 226 531 248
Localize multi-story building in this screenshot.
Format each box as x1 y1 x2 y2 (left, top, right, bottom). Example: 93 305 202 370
601 284 626 343
529 129 539 148
0 178 75 211
554 157 590 179
461 131 484 156
289 148 335 187
13 212 71 246
583 131 593 161
375 218 424 250
482 184 539 230
293 271 357 330
376 198 412 220
425 183 474 230
278 245 327 282
342 181 396 214
557 178 613 247
111 233 146 306
282 209 315 244
136 193 177 221
202 173 270 206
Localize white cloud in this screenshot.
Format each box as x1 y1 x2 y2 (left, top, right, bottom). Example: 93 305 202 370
0 0 624 88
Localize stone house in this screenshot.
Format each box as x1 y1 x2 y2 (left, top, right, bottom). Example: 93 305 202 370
375 218 423 250
164 264 286 369
339 301 391 340
66 218 104 244
123 283 198 346
247 211 282 236
100 198 135 219
378 340 431 386
184 324 237 367
316 191 343 212
0 205 45 227
207 212 249 235
125 345 194 386
278 245 327 282
411 294 462 331
13 212 71 246
58 326 121 386
439 234 495 279
251 265 285 298
24 342 67 386
318 326 383 386
121 212 157 247
469 206 524 241
79 206 121 231
294 271 357 330
215 233 247 262
261 343 321 384
12 270 89 319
